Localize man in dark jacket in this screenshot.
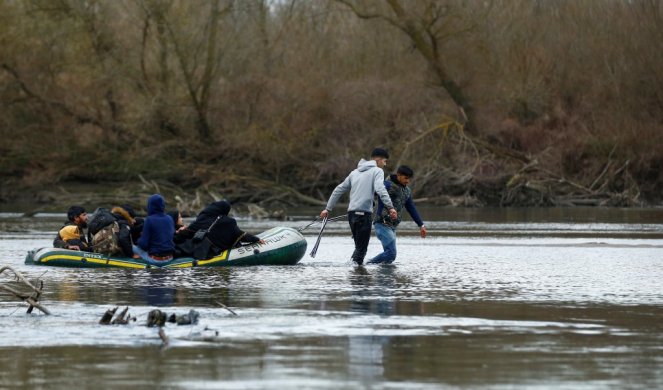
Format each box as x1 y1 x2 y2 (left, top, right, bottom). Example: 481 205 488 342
53 205 91 251
175 200 264 259
111 205 137 257
368 165 427 264
132 194 175 263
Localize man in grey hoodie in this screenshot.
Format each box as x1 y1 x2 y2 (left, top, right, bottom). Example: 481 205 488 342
320 148 398 265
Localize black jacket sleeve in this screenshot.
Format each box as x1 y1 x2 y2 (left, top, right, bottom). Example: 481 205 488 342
53 234 67 248
174 227 195 243
238 232 261 245
117 223 134 257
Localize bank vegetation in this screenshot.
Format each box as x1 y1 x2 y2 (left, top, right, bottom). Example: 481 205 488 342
1 0 662 209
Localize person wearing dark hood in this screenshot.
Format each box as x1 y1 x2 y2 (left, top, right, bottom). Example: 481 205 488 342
175 200 264 259
319 148 398 265
54 205 91 251
132 194 175 264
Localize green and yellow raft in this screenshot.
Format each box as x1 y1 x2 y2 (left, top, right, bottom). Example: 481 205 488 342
25 227 307 269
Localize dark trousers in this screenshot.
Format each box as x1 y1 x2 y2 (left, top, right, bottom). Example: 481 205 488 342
348 211 372 265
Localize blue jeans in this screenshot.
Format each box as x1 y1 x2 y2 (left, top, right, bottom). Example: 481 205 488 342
368 222 397 264
132 244 170 266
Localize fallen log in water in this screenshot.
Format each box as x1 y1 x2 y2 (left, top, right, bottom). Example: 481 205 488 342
0 265 50 315
99 307 118 325
99 306 136 325
146 309 168 327
111 306 135 325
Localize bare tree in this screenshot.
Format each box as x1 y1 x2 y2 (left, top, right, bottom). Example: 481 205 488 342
333 0 492 132
160 0 233 141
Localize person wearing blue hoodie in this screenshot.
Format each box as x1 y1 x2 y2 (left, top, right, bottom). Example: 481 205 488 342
320 148 398 265
132 194 175 264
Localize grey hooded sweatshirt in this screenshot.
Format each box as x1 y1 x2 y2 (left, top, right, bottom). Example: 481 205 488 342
325 159 394 213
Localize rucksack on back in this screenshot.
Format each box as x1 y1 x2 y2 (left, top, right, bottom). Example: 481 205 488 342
92 221 122 255
88 208 116 236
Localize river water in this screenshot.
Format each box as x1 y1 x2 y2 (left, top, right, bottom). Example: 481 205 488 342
1 207 662 389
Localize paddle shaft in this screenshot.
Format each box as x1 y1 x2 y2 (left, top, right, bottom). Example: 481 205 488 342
297 217 320 232
298 215 346 232
309 216 328 258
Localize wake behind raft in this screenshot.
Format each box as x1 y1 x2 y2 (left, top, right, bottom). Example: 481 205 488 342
25 227 307 269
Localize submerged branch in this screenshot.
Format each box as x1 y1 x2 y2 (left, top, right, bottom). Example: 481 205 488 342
0 265 50 315
215 300 238 316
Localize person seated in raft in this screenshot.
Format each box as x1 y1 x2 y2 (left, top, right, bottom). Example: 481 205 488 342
110 205 139 257
167 210 187 233
54 205 92 252
132 194 175 264
118 203 143 244
175 200 265 259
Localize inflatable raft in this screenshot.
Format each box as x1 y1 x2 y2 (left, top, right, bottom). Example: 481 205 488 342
25 227 307 269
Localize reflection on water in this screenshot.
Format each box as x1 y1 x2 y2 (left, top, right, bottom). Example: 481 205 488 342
0 210 662 388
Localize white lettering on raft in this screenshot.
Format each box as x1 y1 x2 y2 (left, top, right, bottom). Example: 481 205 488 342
236 231 292 255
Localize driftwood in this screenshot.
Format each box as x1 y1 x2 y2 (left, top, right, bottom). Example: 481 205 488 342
393 117 642 207
158 328 169 348
99 307 118 324
111 306 135 325
96 306 241 347
230 175 327 207
146 309 168 327
215 300 238 316
167 309 200 325
105 308 205 328
0 265 50 315
476 142 640 207
420 144 641 208
99 306 136 325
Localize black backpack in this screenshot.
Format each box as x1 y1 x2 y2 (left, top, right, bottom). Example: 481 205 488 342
87 208 116 236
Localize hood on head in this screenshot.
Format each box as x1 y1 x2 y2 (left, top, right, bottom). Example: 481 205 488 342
356 158 377 172
60 225 80 241
146 194 166 215
208 200 231 216
199 200 231 218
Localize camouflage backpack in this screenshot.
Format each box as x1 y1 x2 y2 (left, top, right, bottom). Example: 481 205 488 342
92 221 122 255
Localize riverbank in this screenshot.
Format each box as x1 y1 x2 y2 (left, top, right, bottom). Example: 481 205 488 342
0 179 320 218
0 177 660 218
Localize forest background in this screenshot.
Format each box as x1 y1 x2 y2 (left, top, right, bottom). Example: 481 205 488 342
1 0 662 213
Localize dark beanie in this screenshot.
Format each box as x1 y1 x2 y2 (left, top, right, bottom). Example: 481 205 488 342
371 148 389 159
67 205 86 221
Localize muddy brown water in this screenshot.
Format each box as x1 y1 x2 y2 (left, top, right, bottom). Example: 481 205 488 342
1 207 662 389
